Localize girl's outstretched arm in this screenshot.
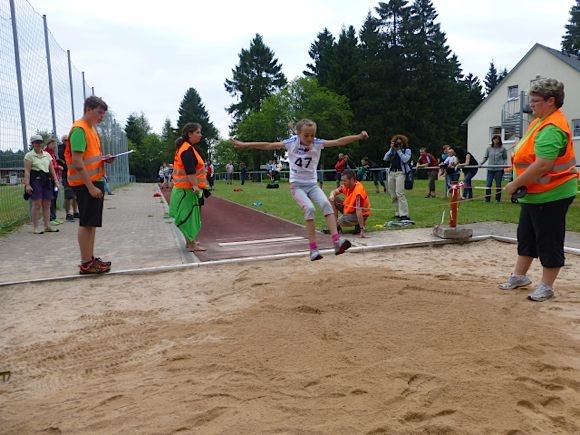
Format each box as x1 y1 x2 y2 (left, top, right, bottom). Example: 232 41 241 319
230 139 285 150
324 131 368 148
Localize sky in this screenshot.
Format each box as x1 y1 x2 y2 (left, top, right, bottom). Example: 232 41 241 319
28 0 575 138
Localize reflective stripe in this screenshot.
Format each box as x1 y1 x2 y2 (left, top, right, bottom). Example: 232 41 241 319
68 167 104 181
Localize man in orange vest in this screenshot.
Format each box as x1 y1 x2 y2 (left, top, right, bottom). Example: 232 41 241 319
66 96 114 274
501 78 578 302
328 169 371 237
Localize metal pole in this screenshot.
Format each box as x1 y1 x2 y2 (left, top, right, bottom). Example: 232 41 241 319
519 90 525 138
9 0 27 151
82 71 86 101
43 15 57 138
67 50 76 122
91 86 95 96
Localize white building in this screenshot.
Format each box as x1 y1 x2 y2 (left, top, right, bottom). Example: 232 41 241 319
464 43 580 178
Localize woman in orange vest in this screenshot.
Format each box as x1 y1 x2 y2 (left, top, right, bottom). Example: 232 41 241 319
500 78 578 302
169 122 208 252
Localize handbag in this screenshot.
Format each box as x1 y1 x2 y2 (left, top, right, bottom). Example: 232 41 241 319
404 170 414 190
23 188 31 200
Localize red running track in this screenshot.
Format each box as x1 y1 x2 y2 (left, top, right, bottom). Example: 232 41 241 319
160 187 334 261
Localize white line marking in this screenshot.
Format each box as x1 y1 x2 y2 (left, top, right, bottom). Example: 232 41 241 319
218 236 305 247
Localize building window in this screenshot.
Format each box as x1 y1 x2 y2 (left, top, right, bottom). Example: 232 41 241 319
507 85 519 99
573 119 580 138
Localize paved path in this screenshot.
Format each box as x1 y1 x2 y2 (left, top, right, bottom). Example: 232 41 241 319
0 183 578 286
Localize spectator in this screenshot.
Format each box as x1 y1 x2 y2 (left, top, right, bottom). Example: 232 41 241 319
206 159 215 190
240 162 247 185
368 158 387 193
24 135 60 234
329 169 371 237
334 153 347 187
440 144 451 197
455 147 479 200
66 96 114 274
439 147 460 191
226 161 234 184
481 135 508 202
59 135 79 221
384 134 412 221
44 137 63 224
500 78 577 302
356 157 370 181
416 147 439 198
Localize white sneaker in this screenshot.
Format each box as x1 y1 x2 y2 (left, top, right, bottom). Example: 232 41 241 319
310 250 323 261
499 273 532 290
527 283 554 302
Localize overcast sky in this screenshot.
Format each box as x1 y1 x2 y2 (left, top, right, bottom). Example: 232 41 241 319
29 0 574 138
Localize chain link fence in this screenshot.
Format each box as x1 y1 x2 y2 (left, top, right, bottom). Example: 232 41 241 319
0 0 130 231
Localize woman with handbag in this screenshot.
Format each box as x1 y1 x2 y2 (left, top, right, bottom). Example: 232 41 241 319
383 134 412 221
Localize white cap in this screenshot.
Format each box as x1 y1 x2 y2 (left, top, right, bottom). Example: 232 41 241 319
30 134 43 143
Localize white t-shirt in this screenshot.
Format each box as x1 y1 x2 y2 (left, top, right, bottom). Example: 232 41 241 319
283 135 325 183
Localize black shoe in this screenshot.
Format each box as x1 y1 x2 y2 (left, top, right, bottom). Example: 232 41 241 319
73 212 80 218
399 216 410 221
66 213 74 222
353 224 361 235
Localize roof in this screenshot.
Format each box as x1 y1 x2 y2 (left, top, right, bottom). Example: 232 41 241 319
462 43 580 125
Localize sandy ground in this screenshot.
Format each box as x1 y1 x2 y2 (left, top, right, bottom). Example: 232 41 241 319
1 240 579 434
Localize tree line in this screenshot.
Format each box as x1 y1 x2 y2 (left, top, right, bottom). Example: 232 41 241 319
124 0 580 181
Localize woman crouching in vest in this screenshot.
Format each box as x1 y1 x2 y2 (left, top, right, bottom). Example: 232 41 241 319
169 122 208 252
501 78 578 302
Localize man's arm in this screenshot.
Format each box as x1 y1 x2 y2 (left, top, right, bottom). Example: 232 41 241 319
354 195 367 238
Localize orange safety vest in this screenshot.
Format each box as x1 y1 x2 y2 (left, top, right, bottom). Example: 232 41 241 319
340 181 371 216
172 141 207 189
65 119 105 186
513 109 578 193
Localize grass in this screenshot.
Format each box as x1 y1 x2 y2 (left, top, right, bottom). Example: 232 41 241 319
0 185 29 235
210 178 580 233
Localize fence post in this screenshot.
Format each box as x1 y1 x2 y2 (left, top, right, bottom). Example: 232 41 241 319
82 71 86 101
9 0 27 151
43 15 57 138
67 50 75 122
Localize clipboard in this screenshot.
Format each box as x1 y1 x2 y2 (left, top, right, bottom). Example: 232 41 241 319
102 149 135 160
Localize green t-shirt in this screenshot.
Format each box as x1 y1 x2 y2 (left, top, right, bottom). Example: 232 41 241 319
69 126 104 181
517 124 577 204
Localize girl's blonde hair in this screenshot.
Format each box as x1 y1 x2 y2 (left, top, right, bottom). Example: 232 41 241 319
295 119 317 134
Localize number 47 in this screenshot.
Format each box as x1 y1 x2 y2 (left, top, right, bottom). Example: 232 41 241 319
294 157 312 168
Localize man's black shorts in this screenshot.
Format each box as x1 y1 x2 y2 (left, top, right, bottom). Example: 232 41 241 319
73 181 104 227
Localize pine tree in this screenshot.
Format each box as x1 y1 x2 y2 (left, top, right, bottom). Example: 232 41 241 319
225 34 287 129
498 67 509 82
177 88 219 155
562 0 580 56
304 28 336 87
484 60 499 96
125 113 151 147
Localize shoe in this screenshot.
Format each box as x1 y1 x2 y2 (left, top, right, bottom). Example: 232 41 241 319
334 238 351 255
108 192 115 195
527 282 554 302
50 219 63 225
79 258 109 275
310 250 323 261
498 273 532 290
44 227 59 232
33 229 44 234
66 214 74 222
93 256 112 268
425 194 432 198
353 224 361 235
399 216 410 221
73 212 80 218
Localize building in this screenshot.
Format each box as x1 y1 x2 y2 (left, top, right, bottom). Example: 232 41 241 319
464 43 580 178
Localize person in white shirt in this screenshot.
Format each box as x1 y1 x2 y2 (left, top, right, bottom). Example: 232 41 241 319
231 119 368 261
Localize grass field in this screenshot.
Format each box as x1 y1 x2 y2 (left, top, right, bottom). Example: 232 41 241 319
211 178 580 233
0 185 29 235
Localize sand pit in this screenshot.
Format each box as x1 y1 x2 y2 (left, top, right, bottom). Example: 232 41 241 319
1 239 579 434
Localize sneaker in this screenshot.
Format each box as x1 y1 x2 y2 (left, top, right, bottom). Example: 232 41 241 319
50 219 62 225
66 214 74 222
334 238 351 255
73 212 80 219
353 224 361 235
527 283 554 302
399 216 411 221
499 273 532 290
44 227 59 233
310 250 323 261
79 259 109 275
93 256 112 268
33 229 44 234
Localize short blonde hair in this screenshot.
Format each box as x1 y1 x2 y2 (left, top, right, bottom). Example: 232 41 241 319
529 78 565 108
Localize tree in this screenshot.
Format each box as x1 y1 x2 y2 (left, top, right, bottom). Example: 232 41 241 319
562 0 580 56
125 113 151 147
160 118 178 165
176 88 219 156
498 67 509 82
304 28 336 86
484 60 499 96
225 34 287 129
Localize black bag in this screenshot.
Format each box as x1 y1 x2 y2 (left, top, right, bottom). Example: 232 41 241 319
23 188 31 200
266 183 279 189
404 170 414 190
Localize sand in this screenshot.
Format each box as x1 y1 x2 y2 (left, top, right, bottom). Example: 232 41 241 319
1 239 579 434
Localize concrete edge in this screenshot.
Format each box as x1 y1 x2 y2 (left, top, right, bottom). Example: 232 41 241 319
491 235 580 256
0 234 492 288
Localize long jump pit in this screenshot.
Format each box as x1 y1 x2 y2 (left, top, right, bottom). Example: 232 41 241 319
1 239 579 434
